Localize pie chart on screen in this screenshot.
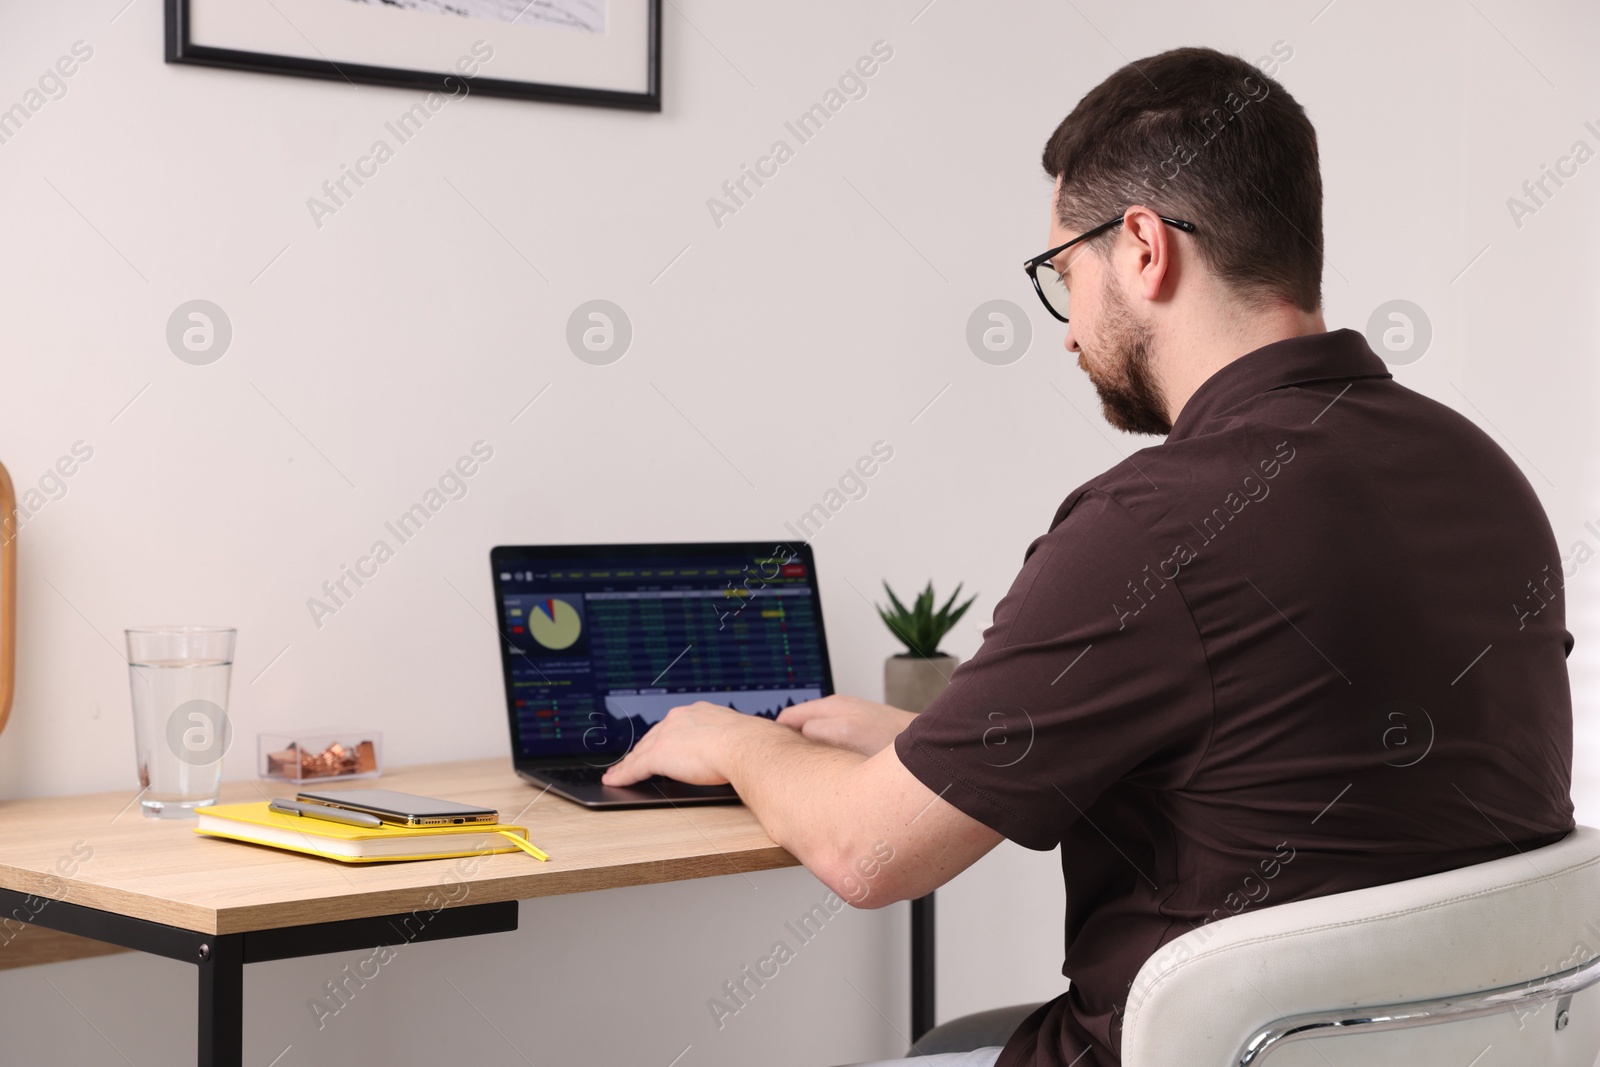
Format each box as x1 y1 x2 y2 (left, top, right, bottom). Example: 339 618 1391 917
527 597 582 650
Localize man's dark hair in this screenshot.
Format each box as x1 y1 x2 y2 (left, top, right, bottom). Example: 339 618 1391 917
1041 46 1322 313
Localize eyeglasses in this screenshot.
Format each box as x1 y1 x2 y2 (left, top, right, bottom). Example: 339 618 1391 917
1023 214 1197 323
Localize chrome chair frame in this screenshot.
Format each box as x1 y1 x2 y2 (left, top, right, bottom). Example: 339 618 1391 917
1238 952 1600 1065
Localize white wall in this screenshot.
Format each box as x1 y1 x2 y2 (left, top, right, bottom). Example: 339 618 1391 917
0 1 1595 1064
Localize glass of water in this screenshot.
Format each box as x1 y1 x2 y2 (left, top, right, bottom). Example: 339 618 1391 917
125 627 236 819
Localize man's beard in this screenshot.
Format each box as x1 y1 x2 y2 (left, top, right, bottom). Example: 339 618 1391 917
1077 273 1171 436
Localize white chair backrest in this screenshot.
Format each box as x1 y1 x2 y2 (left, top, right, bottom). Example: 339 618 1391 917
1121 826 1600 1067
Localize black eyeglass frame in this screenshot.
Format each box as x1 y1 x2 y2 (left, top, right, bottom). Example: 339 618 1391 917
1023 213 1197 323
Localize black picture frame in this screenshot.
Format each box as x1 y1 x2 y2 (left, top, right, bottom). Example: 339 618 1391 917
164 0 661 112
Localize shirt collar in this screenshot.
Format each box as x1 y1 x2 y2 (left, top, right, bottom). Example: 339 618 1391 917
1166 328 1393 442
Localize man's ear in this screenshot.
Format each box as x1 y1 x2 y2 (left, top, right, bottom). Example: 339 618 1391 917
1122 207 1174 302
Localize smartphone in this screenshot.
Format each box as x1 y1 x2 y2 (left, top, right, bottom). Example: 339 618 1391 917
293 788 499 827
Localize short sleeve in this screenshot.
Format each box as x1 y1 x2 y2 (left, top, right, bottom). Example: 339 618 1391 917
894 490 1213 850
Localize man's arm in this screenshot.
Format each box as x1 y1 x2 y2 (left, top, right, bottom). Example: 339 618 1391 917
776 694 918 756
600 701 1003 907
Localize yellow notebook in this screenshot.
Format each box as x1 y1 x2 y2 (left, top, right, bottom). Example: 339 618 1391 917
195 802 548 863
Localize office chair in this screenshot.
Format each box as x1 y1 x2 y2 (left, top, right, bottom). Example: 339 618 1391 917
914 826 1600 1066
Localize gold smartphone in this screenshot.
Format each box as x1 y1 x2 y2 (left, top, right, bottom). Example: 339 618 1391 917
294 788 498 827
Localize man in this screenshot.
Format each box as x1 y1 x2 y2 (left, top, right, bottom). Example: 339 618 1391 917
603 45 1574 1067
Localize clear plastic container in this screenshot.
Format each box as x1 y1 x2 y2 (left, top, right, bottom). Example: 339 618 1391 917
257 731 382 783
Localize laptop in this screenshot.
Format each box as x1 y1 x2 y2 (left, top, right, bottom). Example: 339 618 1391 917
490 541 835 808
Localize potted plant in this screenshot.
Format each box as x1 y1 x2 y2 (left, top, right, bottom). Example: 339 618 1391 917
878 581 976 713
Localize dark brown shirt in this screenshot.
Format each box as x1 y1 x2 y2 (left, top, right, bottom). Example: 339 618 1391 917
895 328 1575 1067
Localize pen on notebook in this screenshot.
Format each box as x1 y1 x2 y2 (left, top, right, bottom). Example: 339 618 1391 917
268 798 384 828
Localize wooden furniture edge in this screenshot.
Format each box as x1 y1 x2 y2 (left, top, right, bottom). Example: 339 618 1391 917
0 843 799 936
211 845 801 934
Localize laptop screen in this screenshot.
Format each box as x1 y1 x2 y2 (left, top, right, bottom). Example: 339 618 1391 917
490 542 833 763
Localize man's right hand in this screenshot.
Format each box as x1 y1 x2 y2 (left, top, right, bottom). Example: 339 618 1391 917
776 695 918 757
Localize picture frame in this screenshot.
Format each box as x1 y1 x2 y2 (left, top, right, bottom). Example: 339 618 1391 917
164 0 661 111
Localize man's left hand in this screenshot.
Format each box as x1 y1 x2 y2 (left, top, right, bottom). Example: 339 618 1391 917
600 701 761 787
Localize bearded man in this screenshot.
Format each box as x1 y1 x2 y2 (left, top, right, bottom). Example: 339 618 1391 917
603 44 1575 1067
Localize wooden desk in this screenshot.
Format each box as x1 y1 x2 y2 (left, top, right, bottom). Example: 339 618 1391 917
0 759 799 1066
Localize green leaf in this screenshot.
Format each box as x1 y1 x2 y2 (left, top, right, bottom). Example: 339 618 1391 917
877 606 912 651
943 593 977 633
934 582 965 624
882 581 913 621
877 583 918 654
877 578 978 658
914 584 934 655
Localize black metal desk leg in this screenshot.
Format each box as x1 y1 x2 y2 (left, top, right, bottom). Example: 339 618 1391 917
0 887 515 1067
197 934 244 1067
911 892 935 1041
